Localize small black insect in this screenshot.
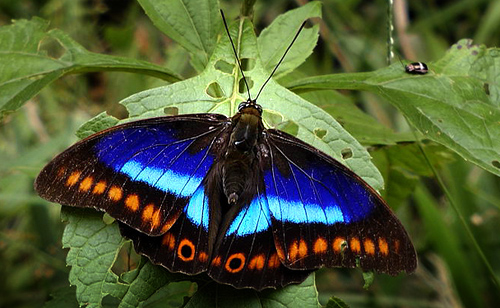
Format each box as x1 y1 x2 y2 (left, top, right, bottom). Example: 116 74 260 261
405 62 428 75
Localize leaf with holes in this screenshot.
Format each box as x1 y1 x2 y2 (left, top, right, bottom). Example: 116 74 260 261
56 3 384 306
288 39 500 177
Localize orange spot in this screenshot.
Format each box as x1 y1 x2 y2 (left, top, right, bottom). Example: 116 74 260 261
108 186 123 201
78 176 93 192
394 239 401 253
378 237 389 256
211 256 222 267
198 251 209 263
160 217 177 233
66 171 81 187
177 239 195 262
289 241 299 261
298 239 308 258
162 233 175 250
225 253 245 273
248 254 265 271
268 253 280 269
364 238 375 256
93 181 106 194
350 237 361 254
57 167 66 178
125 194 140 212
333 237 347 253
275 244 286 261
142 203 162 230
314 237 327 254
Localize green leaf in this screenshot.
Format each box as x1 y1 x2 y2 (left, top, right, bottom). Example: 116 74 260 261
299 90 415 145
101 17 384 190
62 208 188 308
61 207 126 306
61 11 386 307
325 296 350 308
258 1 321 79
288 39 500 177
0 18 181 119
137 0 220 71
76 112 119 139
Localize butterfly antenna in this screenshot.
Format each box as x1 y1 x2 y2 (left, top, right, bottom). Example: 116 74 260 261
220 10 252 101
254 20 307 101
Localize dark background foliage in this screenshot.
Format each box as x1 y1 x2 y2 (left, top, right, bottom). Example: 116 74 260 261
0 0 499 307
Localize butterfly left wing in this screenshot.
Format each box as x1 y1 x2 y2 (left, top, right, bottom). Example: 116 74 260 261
262 129 417 276
35 115 231 275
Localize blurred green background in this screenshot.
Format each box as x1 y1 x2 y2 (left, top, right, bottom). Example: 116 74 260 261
1 0 499 307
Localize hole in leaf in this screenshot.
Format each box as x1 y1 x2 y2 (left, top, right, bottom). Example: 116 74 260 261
341 148 353 159
437 119 443 123
103 295 121 307
215 60 234 74
314 128 327 139
277 120 299 136
492 160 500 169
164 107 179 116
239 77 253 94
111 241 140 276
484 83 490 95
240 58 255 71
262 110 283 128
206 82 224 98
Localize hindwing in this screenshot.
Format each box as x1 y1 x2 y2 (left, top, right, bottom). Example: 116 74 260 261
207 166 311 290
261 129 417 275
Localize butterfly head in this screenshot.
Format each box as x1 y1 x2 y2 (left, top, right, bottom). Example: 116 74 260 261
238 99 263 116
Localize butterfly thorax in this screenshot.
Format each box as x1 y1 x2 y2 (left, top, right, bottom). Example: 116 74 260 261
222 105 263 205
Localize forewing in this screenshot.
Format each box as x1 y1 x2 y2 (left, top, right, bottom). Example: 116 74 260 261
263 129 417 275
35 114 229 237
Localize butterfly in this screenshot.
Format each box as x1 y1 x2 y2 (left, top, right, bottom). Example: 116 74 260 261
34 14 417 291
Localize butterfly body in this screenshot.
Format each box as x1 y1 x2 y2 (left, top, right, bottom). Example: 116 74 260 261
35 100 416 290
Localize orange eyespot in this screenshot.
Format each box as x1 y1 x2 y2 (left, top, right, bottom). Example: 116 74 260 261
225 253 245 273
177 239 195 262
